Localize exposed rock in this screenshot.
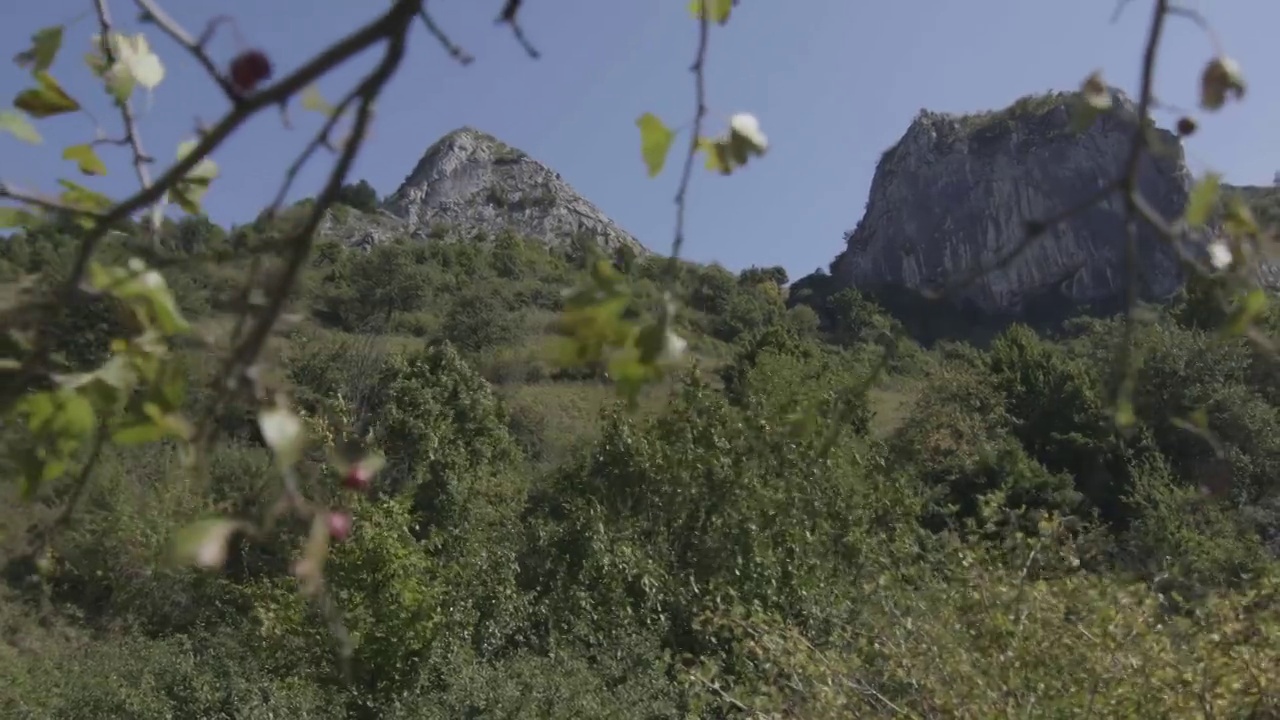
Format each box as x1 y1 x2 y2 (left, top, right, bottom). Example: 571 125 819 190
381 127 647 255
316 204 414 250
832 90 1193 335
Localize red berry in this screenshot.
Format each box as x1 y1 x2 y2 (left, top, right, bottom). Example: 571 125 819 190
342 464 373 492
326 510 353 542
228 50 272 94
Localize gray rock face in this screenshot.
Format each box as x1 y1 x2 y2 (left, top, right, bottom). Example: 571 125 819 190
832 90 1192 319
316 205 414 249
381 127 647 255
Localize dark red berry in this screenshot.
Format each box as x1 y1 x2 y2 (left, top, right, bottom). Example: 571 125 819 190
228 49 272 94
326 510 353 542
1176 116 1198 137
342 465 373 492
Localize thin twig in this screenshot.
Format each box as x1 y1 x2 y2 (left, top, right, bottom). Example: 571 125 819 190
24 422 107 561
497 0 540 59
0 0 418 412
219 0 416 403
1113 0 1172 421
91 0 155 199
0 183 109 220
267 90 367 215
131 0 240 101
667 4 711 270
419 2 473 65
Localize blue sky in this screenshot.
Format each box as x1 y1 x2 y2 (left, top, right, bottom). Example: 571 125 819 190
2 0 1278 279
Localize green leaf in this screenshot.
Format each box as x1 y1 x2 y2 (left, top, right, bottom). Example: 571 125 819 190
171 138 219 214
1184 172 1221 227
1223 288 1268 337
171 518 244 570
105 69 136 105
688 0 734 24
300 85 334 115
1223 196 1259 237
14 26 64 75
0 110 42 143
1113 397 1136 429
86 258 190 336
697 136 727 174
57 179 113 214
0 206 42 228
112 421 165 445
636 112 676 178
13 72 80 118
63 143 107 176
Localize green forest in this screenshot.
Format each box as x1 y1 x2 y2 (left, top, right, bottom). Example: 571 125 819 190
2 0 1279 716
3 186 1280 717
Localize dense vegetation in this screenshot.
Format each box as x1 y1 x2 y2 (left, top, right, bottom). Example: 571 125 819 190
3 184 1280 717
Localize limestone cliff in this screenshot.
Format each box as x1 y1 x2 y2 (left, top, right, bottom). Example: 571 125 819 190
832 90 1192 329
380 127 647 255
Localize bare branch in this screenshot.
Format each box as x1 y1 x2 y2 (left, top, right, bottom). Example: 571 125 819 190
91 0 157 231
667 4 711 270
0 182 109 220
267 89 367 216
497 0 540 59
219 0 417 409
0 0 422 412
419 2 473 65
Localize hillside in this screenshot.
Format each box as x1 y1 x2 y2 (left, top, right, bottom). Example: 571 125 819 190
4 115 1280 716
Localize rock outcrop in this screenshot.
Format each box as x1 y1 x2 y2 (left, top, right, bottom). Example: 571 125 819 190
831 90 1193 333
316 204 413 249
380 127 647 255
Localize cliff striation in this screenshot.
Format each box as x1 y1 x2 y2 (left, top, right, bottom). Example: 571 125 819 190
831 90 1193 337
380 127 647 255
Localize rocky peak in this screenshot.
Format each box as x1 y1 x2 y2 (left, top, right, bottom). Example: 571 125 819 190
380 127 647 254
832 89 1194 338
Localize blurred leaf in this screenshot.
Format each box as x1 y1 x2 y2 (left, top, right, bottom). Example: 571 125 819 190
57 179 113 213
171 518 245 570
294 512 331 597
259 404 305 468
300 85 334 114
636 112 676 178
14 71 80 118
13 26 64 75
0 206 42 228
1223 197 1259 237
87 258 190 335
688 0 734 24
697 136 727 174
0 110 41 143
63 143 107 176
1184 173 1220 228
171 138 218 214
112 421 165 445
1222 289 1268 338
